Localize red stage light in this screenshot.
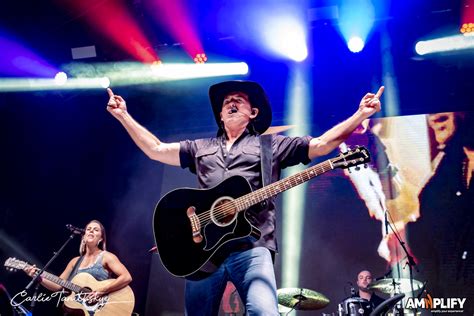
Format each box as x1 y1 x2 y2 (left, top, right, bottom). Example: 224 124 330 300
460 22 474 36
58 0 158 63
461 0 474 36
193 53 207 64
148 0 205 59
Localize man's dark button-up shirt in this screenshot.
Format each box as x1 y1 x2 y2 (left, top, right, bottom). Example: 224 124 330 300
179 130 312 252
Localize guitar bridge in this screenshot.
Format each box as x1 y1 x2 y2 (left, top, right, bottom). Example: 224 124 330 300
187 206 203 243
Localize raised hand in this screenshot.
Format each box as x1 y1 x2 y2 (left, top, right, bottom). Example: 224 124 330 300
358 86 384 118
106 88 127 118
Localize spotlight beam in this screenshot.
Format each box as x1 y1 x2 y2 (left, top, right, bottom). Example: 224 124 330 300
415 35 474 55
148 0 204 58
59 0 158 63
0 62 248 92
0 77 110 92
282 66 312 288
337 0 375 53
67 62 249 87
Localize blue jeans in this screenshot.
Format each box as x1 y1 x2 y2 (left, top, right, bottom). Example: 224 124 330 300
184 247 279 316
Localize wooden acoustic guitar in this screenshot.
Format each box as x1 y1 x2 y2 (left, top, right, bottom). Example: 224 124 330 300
4 257 135 316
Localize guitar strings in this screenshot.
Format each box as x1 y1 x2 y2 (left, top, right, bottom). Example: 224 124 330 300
196 151 362 225
198 162 333 224
198 161 337 224
196 162 334 225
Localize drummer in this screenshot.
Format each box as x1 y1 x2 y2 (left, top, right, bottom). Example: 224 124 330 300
356 270 385 308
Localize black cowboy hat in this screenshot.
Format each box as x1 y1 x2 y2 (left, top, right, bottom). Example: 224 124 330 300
209 80 272 134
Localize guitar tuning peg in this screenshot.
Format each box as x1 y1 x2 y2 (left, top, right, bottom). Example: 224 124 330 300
364 164 368 169
348 168 352 173
355 166 361 171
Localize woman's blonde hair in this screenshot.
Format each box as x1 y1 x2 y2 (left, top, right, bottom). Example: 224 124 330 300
79 220 107 255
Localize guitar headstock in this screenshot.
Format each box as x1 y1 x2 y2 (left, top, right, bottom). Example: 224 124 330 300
4 257 29 272
332 146 371 170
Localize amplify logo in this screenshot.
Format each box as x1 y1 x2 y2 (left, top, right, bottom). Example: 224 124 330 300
405 294 466 313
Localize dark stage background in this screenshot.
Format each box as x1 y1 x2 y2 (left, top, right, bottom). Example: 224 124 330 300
1 0 473 315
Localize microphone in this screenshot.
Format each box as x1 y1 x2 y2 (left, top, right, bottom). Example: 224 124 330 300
66 224 85 235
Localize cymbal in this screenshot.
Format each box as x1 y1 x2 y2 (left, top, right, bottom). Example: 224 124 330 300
367 278 424 294
277 288 330 310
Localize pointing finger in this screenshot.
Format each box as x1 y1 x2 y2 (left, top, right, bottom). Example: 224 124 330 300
107 88 114 98
375 86 385 98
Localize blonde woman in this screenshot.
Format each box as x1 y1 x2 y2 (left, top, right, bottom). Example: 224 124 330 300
24 220 132 301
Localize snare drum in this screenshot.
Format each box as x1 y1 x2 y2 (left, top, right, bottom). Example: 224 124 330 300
338 297 373 316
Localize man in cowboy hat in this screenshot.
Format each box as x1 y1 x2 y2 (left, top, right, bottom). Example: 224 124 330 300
106 81 384 315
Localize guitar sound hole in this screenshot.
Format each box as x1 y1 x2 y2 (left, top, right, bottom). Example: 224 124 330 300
210 196 237 227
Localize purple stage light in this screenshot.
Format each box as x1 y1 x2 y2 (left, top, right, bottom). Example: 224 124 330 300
0 33 58 77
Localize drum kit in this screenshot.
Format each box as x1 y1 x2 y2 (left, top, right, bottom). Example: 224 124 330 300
277 278 423 315
277 287 330 315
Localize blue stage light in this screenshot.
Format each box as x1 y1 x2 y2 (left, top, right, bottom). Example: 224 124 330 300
348 36 365 53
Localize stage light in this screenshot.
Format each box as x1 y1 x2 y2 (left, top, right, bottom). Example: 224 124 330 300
148 62 247 80
99 77 110 88
260 15 308 62
147 0 204 59
64 61 249 87
0 77 112 92
381 31 400 117
281 66 312 288
461 0 474 36
54 72 68 85
415 35 474 55
58 0 157 63
347 36 365 53
0 31 58 77
193 53 208 64
150 60 163 73
337 0 374 52
460 22 474 36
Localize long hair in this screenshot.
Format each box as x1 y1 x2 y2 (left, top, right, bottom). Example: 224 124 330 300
79 220 107 255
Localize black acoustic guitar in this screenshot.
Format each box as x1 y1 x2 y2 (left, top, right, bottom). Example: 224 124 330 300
153 146 370 279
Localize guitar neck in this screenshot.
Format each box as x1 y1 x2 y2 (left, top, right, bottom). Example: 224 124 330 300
31 265 83 293
42 272 82 293
235 159 333 211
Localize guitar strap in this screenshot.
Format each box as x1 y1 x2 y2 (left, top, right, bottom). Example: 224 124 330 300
260 134 273 187
260 133 276 263
67 255 84 281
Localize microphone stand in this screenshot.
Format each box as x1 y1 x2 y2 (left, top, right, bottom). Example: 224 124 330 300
384 208 418 315
25 232 78 315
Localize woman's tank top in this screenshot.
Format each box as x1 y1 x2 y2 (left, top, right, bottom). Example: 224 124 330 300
72 251 110 281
